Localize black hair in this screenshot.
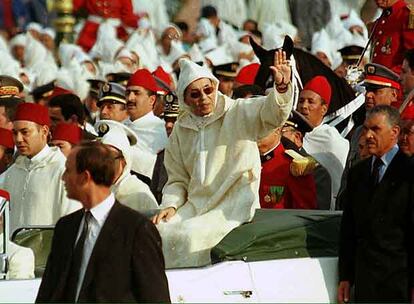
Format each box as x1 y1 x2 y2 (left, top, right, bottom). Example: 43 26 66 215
48 93 86 124
201 5 217 18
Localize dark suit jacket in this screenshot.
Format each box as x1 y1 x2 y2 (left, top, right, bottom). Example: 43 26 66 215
36 201 171 303
338 151 414 302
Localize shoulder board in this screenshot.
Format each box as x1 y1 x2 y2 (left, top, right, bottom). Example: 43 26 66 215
285 149 306 160
408 4 414 29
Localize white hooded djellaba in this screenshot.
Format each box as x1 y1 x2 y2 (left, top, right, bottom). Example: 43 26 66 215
157 59 294 268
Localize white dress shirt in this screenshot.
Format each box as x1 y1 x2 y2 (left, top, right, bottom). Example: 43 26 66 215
75 193 115 301
371 144 399 183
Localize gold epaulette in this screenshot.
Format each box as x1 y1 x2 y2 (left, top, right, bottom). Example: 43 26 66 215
285 149 319 176
408 4 414 29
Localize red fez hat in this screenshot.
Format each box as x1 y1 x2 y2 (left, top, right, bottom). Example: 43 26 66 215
48 86 72 102
152 66 173 88
52 123 82 145
127 69 159 93
0 127 14 149
235 63 260 85
13 102 50 126
302 76 332 106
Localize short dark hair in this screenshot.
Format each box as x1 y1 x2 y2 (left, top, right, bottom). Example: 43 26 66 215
201 5 217 18
175 21 189 33
75 141 116 187
243 19 258 31
0 99 22 122
366 105 401 127
404 49 414 70
48 93 86 124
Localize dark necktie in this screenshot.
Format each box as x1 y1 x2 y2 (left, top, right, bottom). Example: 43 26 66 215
65 211 92 302
371 157 384 186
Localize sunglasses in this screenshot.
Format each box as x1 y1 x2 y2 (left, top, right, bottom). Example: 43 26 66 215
189 86 214 99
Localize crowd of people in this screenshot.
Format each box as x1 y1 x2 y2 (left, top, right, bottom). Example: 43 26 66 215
0 0 413 302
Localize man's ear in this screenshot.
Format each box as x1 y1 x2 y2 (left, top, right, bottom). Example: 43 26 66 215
391 89 398 102
79 170 91 186
321 102 328 117
149 94 157 108
391 124 401 140
41 125 50 137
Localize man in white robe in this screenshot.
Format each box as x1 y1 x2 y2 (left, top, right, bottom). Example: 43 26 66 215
152 51 294 268
124 69 168 178
296 76 349 209
0 103 81 233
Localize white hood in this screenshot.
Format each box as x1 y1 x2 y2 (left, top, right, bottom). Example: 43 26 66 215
176 58 219 115
59 43 82 68
262 23 284 49
311 29 334 65
24 33 48 69
163 40 187 65
9 34 26 49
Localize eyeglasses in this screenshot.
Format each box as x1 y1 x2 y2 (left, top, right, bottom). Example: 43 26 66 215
189 86 214 99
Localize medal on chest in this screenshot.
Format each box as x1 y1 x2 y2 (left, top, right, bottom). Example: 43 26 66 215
265 186 285 205
381 37 392 55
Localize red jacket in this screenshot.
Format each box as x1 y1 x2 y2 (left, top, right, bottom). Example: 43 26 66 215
74 0 139 51
371 0 414 74
259 144 317 209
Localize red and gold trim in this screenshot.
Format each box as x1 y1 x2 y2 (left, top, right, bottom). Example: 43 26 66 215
0 86 19 97
364 75 400 89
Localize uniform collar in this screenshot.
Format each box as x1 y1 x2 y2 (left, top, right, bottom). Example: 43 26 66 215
260 143 284 163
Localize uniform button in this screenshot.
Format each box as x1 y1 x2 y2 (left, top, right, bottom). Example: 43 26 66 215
375 41 379 46
374 53 377 57
381 20 385 24
378 30 383 35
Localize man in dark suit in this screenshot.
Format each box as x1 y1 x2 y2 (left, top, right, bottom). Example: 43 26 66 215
337 105 414 303
36 141 170 303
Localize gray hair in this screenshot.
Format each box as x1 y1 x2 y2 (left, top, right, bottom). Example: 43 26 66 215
366 105 401 128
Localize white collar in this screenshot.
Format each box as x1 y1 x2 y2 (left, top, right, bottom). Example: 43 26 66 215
130 111 154 124
87 192 115 227
29 145 50 162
